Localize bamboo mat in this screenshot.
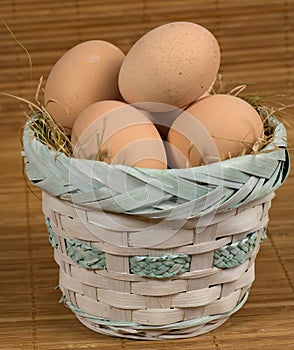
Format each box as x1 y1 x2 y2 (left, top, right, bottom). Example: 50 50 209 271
0 0 294 349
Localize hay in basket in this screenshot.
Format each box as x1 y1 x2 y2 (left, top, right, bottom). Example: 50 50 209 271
21 93 290 340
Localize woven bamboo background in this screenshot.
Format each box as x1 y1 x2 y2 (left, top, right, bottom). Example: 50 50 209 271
0 0 294 349
1 0 294 124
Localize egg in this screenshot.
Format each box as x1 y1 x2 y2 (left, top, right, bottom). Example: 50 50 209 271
133 102 183 140
71 100 167 169
118 22 220 111
44 40 125 131
167 94 264 168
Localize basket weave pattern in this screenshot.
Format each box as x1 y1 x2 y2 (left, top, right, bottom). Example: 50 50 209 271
43 191 271 339
22 115 289 339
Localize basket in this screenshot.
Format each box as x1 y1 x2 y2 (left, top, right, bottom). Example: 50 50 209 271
22 115 289 340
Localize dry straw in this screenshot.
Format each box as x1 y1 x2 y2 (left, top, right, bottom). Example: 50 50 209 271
17 74 294 163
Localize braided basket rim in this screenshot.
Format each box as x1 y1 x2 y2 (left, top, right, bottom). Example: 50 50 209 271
22 115 290 219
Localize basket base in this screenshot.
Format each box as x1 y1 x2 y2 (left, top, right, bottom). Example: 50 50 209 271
76 314 229 340
63 289 249 340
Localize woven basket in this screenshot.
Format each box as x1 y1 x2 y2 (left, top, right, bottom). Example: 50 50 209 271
22 115 289 340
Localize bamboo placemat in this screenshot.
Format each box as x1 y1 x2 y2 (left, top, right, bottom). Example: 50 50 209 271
0 0 293 349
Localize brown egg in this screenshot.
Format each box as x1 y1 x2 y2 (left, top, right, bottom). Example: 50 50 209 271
44 40 125 131
133 102 183 141
167 94 264 168
72 100 167 169
118 22 220 111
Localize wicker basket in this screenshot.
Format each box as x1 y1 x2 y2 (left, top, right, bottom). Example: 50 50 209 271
22 115 289 340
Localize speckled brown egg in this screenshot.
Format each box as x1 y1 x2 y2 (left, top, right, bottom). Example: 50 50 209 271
167 94 264 168
71 100 167 169
118 22 220 110
44 40 125 131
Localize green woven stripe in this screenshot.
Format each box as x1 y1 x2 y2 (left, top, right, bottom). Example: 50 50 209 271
45 217 265 276
45 217 58 248
130 254 191 278
65 238 106 270
213 229 266 269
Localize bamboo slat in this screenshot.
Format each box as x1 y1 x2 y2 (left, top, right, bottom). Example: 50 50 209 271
0 0 294 348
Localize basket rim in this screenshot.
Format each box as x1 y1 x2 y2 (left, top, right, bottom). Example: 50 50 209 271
22 114 290 219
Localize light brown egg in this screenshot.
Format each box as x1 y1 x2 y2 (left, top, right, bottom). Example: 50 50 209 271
133 102 183 141
71 100 167 169
118 22 220 111
167 94 264 168
44 40 125 131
